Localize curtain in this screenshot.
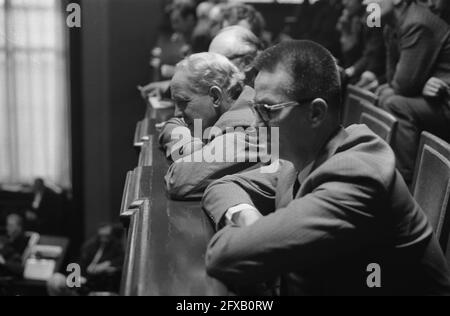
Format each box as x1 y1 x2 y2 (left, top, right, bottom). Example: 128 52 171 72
0 0 71 188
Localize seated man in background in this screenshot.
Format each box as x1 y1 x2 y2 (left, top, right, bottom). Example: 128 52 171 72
0 214 29 278
209 26 263 87
138 0 198 98
366 0 450 185
203 40 450 296
337 0 386 87
159 52 266 200
47 224 124 296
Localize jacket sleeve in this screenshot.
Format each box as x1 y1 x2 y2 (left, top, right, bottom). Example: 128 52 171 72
165 131 261 200
205 169 383 286
392 23 437 96
158 117 204 161
353 27 386 78
202 164 280 229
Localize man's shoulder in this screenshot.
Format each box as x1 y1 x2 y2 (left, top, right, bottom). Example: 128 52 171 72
311 125 397 192
401 3 450 35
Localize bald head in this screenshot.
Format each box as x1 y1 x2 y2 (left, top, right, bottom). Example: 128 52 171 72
209 26 261 73
197 1 214 20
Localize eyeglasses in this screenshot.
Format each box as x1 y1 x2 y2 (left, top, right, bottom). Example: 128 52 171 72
251 99 314 122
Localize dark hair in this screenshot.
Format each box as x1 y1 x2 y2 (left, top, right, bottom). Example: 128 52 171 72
254 40 342 113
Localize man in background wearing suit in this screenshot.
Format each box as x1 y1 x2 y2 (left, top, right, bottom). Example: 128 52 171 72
367 0 450 185
0 214 29 278
203 40 450 296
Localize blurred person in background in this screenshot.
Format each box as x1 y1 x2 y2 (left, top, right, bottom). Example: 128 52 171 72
364 0 450 185
292 0 343 60
47 224 124 296
0 214 29 278
337 0 386 87
139 0 199 99
221 3 270 47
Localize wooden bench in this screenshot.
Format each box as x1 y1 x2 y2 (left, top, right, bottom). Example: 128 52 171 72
121 111 228 296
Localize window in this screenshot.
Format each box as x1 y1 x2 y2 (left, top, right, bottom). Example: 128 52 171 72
0 0 71 188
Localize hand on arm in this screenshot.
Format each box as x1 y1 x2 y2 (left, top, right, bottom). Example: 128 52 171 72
422 77 449 98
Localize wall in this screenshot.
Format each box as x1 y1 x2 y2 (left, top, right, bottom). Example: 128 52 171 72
80 0 164 237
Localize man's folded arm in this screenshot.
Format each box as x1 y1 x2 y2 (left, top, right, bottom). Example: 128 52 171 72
158 117 204 161
165 132 263 200
205 176 380 286
202 165 279 230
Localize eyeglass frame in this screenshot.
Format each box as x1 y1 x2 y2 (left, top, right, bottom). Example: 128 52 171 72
251 98 317 122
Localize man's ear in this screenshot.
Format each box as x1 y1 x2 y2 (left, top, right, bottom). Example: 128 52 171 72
309 98 328 127
209 86 223 108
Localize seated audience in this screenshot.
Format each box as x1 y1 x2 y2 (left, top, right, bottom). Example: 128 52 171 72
24 178 62 235
337 0 386 87
140 1 199 97
369 0 450 185
203 40 450 296
159 52 264 200
292 0 343 60
191 1 215 53
47 224 124 296
0 214 29 278
155 0 198 80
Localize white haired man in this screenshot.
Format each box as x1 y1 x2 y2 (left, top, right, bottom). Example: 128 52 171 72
159 52 265 200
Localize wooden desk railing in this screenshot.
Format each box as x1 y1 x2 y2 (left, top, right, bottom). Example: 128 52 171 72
120 103 228 296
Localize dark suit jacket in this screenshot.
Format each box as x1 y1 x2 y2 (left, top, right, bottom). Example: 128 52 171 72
203 125 450 296
0 234 29 276
352 23 386 80
387 2 450 96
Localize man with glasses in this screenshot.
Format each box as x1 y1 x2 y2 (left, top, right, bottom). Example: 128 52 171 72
203 40 450 295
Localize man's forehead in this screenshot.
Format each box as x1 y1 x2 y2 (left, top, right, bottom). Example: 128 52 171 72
210 35 247 56
255 67 292 100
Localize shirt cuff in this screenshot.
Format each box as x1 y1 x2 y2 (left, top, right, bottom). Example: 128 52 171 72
225 204 257 225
